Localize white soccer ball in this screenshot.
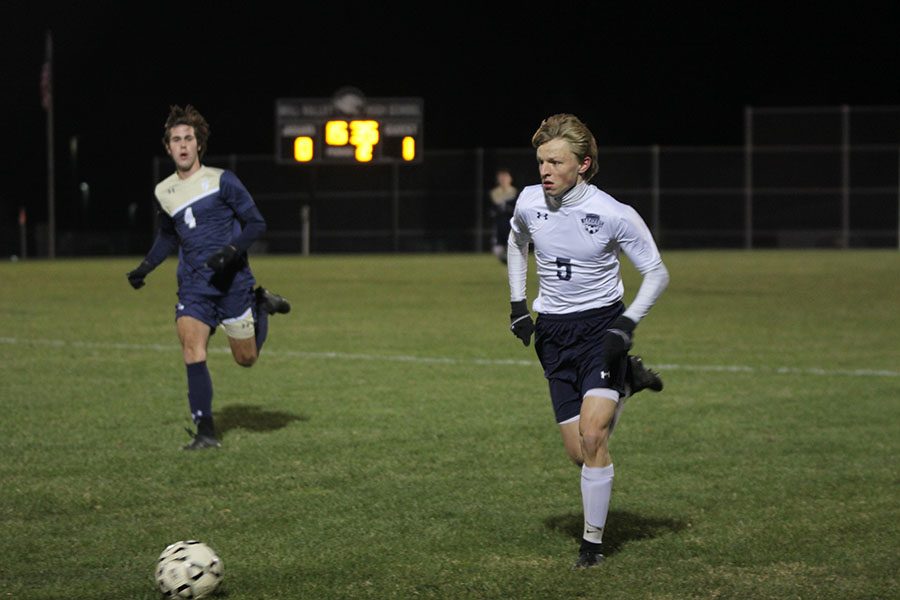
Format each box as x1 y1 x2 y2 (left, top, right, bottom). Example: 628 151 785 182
155 540 223 599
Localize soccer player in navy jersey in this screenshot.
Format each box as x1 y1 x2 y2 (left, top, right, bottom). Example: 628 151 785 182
507 114 669 568
127 105 291 450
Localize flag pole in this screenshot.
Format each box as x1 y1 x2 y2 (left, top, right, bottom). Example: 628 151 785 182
43 30 56 258
19 207 27 259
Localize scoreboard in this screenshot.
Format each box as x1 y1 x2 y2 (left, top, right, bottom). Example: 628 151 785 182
276 89 423 165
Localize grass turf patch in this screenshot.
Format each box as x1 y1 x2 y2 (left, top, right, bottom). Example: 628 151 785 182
0 250 897 599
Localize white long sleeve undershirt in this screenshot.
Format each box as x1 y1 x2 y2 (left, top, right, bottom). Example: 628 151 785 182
622 262 669 324
507 229 529 303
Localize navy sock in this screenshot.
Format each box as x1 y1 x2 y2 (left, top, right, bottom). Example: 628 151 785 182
186 361 214 435
254 302 269 354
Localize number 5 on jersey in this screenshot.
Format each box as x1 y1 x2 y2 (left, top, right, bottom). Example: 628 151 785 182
556 257 572 281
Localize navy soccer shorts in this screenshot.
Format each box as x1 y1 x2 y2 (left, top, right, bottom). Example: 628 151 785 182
175 284 256 334
534 302 629 424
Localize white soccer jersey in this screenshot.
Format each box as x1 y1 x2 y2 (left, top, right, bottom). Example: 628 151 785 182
509 182 665 315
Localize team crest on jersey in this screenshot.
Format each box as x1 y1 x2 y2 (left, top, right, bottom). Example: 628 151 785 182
581 213 602 234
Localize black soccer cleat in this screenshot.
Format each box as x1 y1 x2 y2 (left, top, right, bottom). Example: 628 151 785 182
572 550 605 570
182 431 222 451
628 355 663 393
255 286 291 315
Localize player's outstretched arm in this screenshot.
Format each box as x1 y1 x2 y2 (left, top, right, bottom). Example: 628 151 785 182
126 211 178 289
126 260 154 289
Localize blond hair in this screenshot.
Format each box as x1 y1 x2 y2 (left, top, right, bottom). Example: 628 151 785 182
531 113 599 182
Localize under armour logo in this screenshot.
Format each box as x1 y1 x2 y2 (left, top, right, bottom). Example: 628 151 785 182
601 370 611 379
166 186 176 194
536 211 549 220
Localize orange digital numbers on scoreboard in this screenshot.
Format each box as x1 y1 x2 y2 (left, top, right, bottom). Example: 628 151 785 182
324 120 380 162
348 120 379 162
293 136 314 162
277 95 423 165
402 136 416 161
324 121 349 146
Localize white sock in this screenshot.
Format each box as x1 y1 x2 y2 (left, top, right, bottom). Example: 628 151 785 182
581 463 614 544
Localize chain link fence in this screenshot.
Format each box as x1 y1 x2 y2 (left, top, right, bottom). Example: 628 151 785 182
156 105 897 254
10 105 896 257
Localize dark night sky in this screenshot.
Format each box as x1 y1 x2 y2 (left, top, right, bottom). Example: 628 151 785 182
1 1 898 230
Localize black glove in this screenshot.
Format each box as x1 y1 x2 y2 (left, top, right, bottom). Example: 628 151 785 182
510 300 535 346
126 260 154 290
603 315 636 364
205 245 239 274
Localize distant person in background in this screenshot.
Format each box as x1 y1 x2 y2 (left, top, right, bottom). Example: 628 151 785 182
489 167 518 263
126 105 291 450
506 113 668 568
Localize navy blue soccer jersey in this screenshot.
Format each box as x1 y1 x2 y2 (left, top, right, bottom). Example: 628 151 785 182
148 166 265 295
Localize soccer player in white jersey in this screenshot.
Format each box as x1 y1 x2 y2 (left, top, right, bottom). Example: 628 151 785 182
507 114 669 568
126 105 291 450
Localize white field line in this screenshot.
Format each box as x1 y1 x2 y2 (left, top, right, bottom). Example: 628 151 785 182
1 336 898 378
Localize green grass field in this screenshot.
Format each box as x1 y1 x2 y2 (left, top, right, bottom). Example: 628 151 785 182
1 250 898 599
